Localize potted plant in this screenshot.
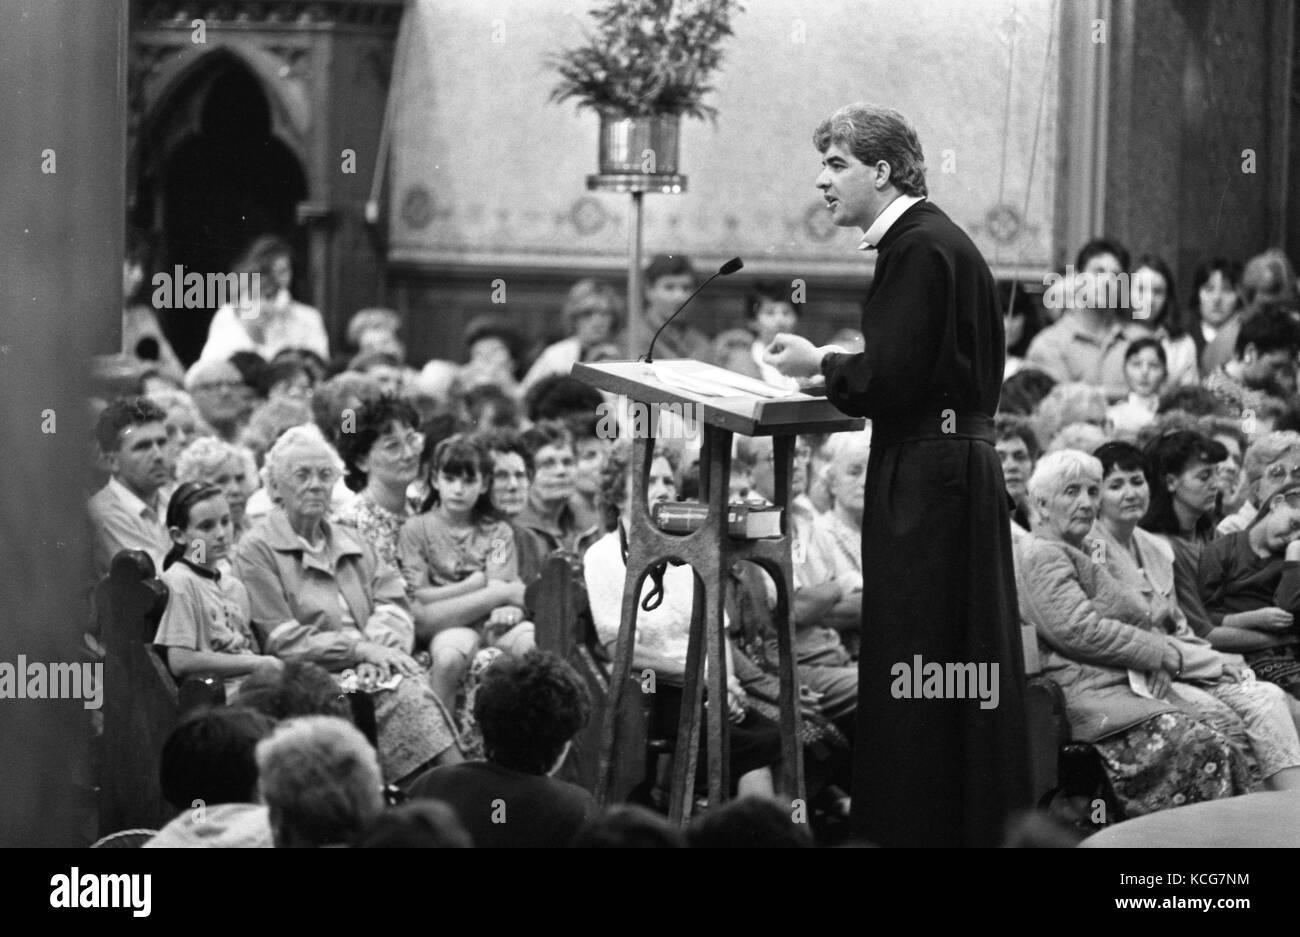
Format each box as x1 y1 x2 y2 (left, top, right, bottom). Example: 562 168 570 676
548 0 743 175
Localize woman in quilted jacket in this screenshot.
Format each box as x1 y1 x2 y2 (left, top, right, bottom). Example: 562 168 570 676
1016 448 1256 818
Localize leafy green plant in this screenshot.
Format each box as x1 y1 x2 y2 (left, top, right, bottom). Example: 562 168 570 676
548 0 743 121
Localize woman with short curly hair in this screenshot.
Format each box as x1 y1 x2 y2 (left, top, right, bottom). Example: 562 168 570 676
333 395 424 571
175 435 254 542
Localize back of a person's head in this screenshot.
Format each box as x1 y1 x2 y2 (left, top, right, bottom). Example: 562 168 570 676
240 396 314 453
1155 385 1229 418
1237 302 1300 357
687 796 814 848
236 660 353 724
1032 382 1107 447
524 374 606 424
999 368 1056 417
256 716 384 848
159 706 276 813
474 651 591 775
572 805 687 848
356 801 474 848
643 252 696 286
1047 422 1110 455
312 371 383 441
256 359 312 399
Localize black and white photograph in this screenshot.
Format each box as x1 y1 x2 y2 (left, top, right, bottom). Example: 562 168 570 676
1 0 1297 904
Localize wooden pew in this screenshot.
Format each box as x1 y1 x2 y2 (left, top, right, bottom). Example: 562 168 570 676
529 553 653 802
95 550 223 835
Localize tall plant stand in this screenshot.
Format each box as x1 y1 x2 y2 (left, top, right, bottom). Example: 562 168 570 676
587 113 686 358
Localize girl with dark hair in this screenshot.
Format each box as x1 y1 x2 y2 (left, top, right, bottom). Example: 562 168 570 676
1107 337 1167 439
1140 430 1230 649
1140 430 1228 541
397 434 534 708
154 482 282 695
1190 258 1246 373
1125 254 1199 387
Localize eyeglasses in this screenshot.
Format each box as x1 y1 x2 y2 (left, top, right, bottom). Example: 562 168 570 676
289 467 339 486
1264 463 1300 484
1272 491 1300 510
376 431 425 459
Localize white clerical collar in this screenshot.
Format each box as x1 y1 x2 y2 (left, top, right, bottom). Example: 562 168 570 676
858 194 925 251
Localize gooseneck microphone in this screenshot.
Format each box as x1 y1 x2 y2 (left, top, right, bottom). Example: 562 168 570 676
643 257 744 363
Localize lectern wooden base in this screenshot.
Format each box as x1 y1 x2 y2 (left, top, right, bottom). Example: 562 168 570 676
573 360 864 825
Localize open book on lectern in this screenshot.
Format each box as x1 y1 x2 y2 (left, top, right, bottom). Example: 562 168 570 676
571 359 866 437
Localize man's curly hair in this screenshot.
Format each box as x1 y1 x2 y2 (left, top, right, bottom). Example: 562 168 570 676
474 651 591 775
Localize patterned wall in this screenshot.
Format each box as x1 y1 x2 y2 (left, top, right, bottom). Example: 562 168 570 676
389 0 1060 280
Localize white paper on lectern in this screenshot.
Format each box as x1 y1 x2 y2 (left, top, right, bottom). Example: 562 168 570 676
650 360 798 399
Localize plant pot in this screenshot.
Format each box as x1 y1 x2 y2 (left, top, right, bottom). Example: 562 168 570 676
597 112 680 175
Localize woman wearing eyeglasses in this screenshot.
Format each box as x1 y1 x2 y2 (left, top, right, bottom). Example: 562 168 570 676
334 395 426 571
1199 480 1300 701
233 424 463 785
1217 431 1300 536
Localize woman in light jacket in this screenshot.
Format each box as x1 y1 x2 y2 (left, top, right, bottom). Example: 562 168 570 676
1016 449 1255 818
233 424 462 784
1090 441 1300 790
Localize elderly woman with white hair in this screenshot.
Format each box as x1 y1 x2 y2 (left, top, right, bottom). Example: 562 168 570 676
233 425 462 784
175 436 255 542
1017 449 1257 818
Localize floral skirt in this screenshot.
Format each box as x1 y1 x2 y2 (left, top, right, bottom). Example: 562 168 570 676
371 676 461 783
1094 710 1255 819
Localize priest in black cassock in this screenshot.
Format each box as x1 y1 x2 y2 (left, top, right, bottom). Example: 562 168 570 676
765 103 1031 847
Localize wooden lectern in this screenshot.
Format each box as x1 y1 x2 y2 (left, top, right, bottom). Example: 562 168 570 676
572 359 865 824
